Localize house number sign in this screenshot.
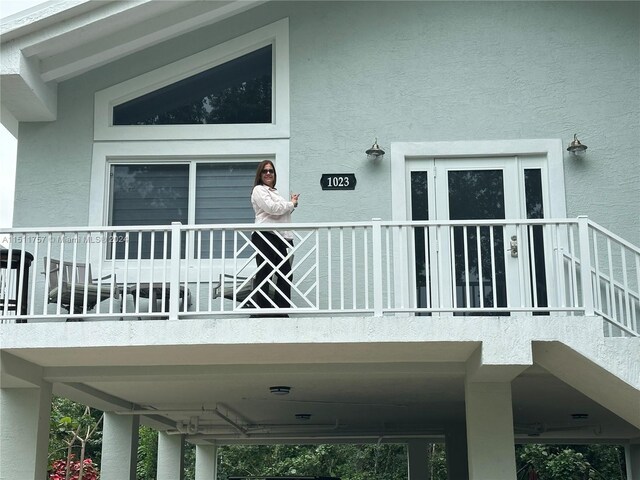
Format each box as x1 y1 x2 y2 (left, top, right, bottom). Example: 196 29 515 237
320 173 356 190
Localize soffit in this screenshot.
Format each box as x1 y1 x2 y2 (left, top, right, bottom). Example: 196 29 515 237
0 0 266 125
4 336 639 444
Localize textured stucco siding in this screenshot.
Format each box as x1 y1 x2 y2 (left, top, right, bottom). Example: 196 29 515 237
13 1 640 243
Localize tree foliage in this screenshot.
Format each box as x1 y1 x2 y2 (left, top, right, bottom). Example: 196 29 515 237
137 426 158 480
184 443 197 480
516 444 627 480
48 397 103 480
47 398 628 480
215 444 445 480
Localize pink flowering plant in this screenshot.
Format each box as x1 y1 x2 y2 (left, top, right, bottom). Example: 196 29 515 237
49 455 98 480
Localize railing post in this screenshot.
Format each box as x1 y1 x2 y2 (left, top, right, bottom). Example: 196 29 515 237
169 222 182 321
372 218 383 317
578 216 595 316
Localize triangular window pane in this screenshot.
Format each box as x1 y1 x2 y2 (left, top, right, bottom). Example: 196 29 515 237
113 45 272 125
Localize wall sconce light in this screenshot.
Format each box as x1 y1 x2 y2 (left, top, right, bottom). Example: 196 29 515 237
366 138 385 160
567 134 588 154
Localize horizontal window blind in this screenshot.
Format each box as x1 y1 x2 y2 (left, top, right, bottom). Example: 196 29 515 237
111 164 189 225
109 162 259 259
195 163 256 224
111 164 189 259
196 162 258 258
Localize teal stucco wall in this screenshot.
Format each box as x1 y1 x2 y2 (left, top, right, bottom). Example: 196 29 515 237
14 1 640 243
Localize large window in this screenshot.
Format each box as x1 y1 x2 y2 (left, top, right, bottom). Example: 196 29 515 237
93 19 289 141
109 161 258 259
112 45 272 126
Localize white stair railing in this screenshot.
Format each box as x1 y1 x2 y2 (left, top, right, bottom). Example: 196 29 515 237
587 220 640 337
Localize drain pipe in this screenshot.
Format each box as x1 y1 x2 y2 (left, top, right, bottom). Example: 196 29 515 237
212 407 249 437
114 406 250 437
244 419 341 434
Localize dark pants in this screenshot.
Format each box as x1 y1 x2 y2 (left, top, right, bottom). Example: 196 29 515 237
252 231 293 309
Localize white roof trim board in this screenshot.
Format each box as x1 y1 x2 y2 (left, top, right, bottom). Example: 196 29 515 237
0 0 266 130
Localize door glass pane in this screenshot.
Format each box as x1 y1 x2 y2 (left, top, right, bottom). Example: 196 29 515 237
448 170 507 311
411 171 430 311
110 164 189 259
448 170 505 220
113 45 272 125
524 168 548 310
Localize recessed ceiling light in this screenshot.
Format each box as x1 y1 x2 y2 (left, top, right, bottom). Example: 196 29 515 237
295 413 311 420
269 385 291 395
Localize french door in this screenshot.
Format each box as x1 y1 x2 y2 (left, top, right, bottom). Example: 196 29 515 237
408 156 549 314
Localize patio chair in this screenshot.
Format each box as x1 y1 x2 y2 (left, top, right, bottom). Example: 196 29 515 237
213 274 256 303
126 282 192 315
213 273 281 309
44 257 120 317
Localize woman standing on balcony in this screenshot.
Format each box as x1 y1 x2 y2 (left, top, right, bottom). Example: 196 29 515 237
250 160 300 316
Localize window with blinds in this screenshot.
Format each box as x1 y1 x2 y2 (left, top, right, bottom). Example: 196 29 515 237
109 162 258 259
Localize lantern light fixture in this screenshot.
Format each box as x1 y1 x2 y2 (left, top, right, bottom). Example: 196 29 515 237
567 134 588 154
366 138 385 160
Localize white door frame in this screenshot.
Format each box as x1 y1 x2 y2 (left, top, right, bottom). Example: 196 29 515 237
391 139 567 220
390 139 567 311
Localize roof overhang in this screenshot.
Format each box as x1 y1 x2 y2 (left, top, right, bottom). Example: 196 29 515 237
0 0 266 135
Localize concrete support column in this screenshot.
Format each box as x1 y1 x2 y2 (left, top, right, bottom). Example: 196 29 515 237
465 381 516 480
157 431 185 480
0 383 52 480
101 412 139 480
626 444 640 480
445 425 469 480
195 444 218 480
407 440 429 480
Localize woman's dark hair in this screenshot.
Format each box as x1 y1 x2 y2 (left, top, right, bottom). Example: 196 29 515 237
253 160 277 188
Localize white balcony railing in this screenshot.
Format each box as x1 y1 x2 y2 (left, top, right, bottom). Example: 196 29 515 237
1 218 638 337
